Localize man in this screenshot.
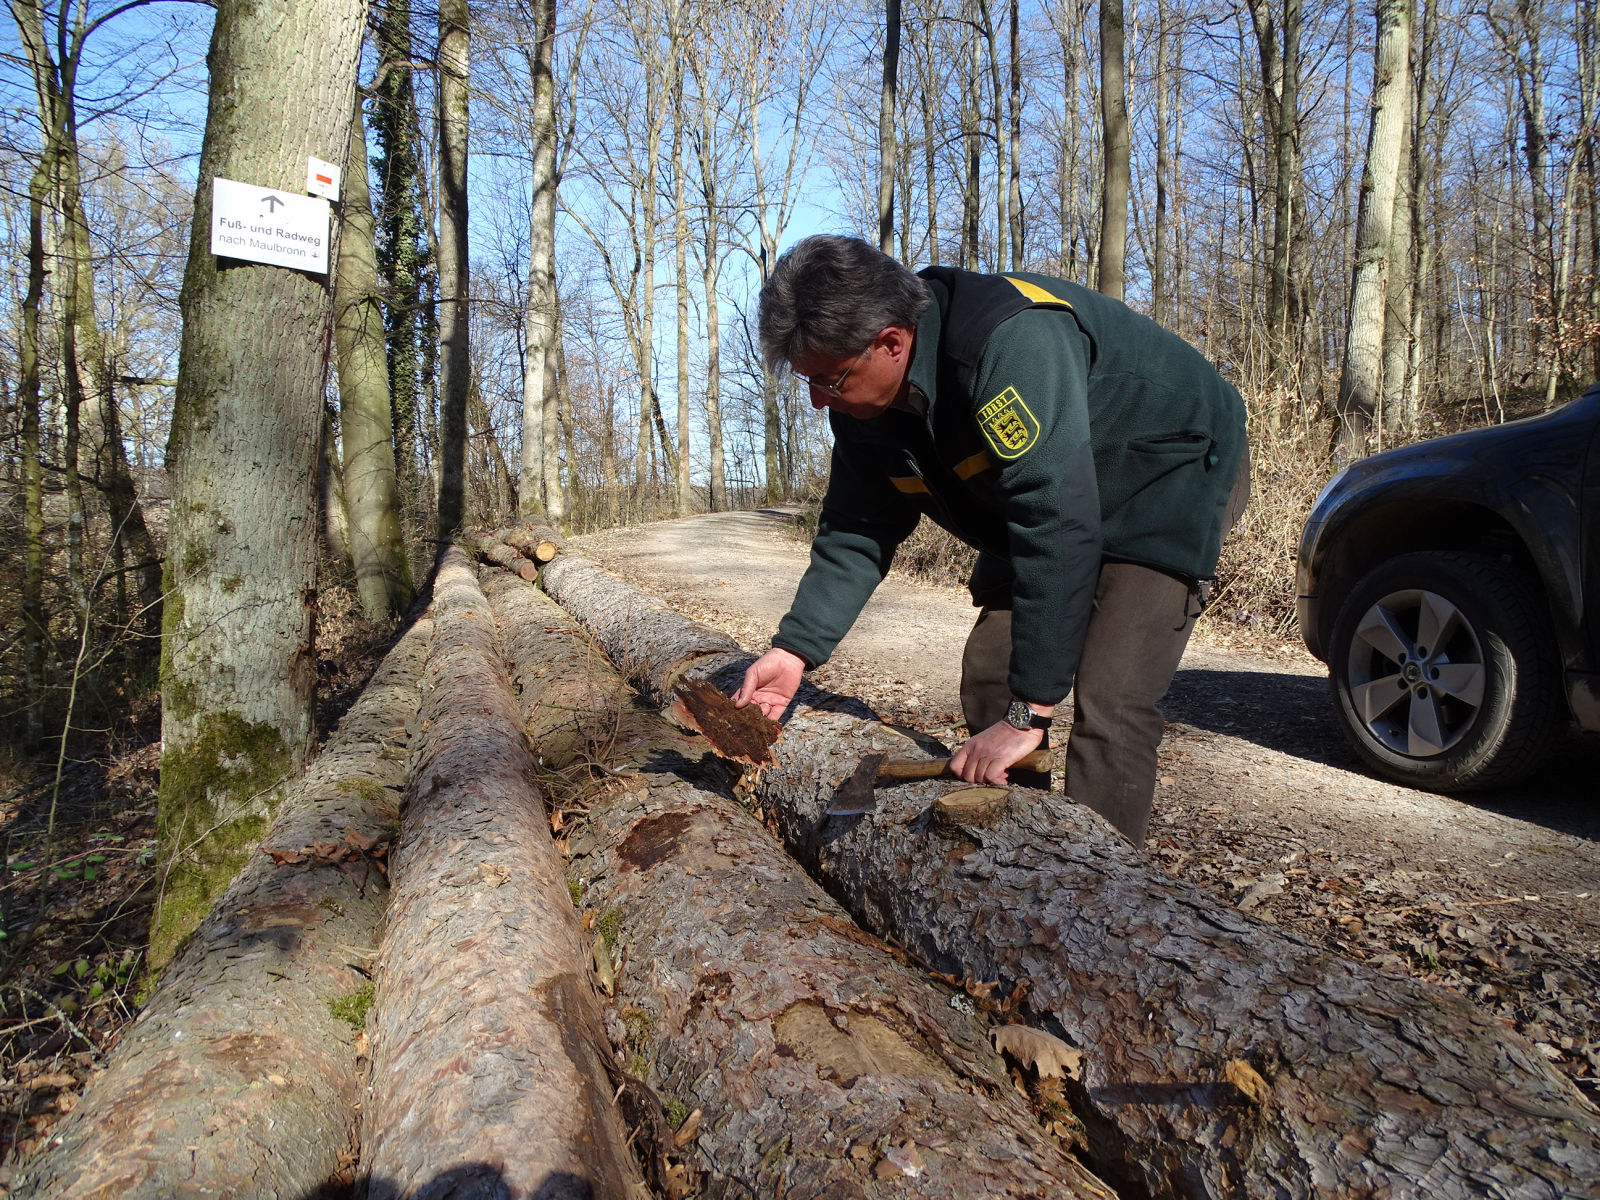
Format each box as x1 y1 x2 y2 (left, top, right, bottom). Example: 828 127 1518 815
733 236 1248 846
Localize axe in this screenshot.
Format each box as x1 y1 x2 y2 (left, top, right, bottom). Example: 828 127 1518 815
826 748 1052 816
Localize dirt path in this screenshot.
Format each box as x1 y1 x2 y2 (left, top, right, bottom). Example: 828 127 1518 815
576 508 1600 1090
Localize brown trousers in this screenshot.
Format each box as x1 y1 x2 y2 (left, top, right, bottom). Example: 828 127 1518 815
959 457 1250 846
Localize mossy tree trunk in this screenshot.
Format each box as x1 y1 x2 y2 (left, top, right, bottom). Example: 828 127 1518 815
156 0 368 968
434 0 470 539
336 102 415 621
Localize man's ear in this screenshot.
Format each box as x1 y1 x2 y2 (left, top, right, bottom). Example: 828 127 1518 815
879 325 916 364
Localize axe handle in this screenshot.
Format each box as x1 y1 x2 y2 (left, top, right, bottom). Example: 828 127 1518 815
877 747 1052 780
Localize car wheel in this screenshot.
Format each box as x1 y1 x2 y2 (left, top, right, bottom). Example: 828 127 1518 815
1328 551 1565 791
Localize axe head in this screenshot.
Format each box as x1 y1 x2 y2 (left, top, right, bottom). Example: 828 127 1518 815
826 753 884 816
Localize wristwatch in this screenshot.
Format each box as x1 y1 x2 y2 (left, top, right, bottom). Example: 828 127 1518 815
1005 699 1053 732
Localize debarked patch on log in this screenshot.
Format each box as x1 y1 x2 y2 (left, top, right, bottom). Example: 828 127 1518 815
772 1001 948 1089
618 809 735 875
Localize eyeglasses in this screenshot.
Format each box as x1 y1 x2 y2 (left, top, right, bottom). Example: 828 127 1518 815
798 343 872 398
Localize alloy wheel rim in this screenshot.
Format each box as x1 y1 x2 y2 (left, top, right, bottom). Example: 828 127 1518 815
1346 588 1486 758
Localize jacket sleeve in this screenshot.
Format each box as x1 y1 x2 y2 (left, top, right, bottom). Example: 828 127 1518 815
970 309 1101 705
772 430 921 669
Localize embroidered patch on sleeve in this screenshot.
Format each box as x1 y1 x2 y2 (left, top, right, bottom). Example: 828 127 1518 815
977 387 1041 460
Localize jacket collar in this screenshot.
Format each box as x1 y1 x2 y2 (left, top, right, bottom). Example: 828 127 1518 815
905 301 942 415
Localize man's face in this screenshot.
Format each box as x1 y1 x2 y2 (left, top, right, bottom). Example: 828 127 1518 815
791 326 915 420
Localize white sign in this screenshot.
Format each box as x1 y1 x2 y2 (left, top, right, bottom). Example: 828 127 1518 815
210 177 330 273
307 156 341 201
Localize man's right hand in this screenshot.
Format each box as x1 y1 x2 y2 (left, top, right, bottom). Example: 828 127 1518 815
733 647 807 721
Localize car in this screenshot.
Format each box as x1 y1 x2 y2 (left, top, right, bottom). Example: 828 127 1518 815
1296 384 1600 790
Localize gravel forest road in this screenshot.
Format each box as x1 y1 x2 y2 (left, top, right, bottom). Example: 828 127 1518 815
574 507 1600 1082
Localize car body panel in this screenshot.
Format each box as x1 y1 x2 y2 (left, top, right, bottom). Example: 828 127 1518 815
1298 387 1600 731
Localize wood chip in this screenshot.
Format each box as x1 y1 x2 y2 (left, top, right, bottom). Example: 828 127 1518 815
672 1108 702 1147
478 862 511 888
933 787 1011 829
1223 1058 1271 1105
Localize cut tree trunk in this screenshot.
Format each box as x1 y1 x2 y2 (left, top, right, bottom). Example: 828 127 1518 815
536 552 1600 1200
360 548 644 1199
494 522 564 563
481 570 1118 1199
20 618 433 1199
465 530 539 580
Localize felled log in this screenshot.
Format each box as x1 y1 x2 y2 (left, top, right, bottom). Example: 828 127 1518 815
540 551 739 704
537 550 1600 1200
495 522 564 564
20 617 433 1199
464 529 539 580
361 549 643 1199
481 570 1117 1199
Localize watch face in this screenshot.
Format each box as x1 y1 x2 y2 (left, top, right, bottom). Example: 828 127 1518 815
1006 700 1032 730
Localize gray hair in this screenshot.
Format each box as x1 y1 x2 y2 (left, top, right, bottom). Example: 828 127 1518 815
757 235 932 369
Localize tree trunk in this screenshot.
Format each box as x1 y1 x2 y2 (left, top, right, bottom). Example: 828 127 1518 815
481 570 1119 1199
336 106 415 621
156 0 367 969
672 52 693 518
879 0 900 255
1097 0 1130 300
1007 0 1023 266
1336 0 1411 464
1381 92 1416 445
321 403 351 564
435 0 471 539
520 0 558 523
361 549 644 1196
701 210 726 513
538 552 1600 1200
1152 0 1171 324
19 136 48 752
23 618 432 1199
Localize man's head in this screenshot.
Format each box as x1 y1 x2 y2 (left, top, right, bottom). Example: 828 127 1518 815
758 235 932 419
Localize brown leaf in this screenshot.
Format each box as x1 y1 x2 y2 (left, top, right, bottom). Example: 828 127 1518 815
312 840 343 860
670 678 780 767
1223 1058 1272 1105
344 827 381 852
673 1107 702 1147
478 862 511 888
28 1073 75 1090
991 1025 1083 1080
261 848 308 866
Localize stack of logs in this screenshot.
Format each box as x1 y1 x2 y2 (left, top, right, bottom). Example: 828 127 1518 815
20 524 1600 1200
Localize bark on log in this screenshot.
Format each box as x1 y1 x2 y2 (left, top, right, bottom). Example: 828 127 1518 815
539 552 738 704
481 571 1118 1199
536 551 1600 1200
20 618 433 1199
465 529 539 580
361 548 644 1199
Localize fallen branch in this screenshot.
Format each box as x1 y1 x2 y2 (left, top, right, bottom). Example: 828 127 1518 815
20 617 433 1199
360 549 643 1197
535 549 1600 1200
464 529 539 580
482 571 1117 1198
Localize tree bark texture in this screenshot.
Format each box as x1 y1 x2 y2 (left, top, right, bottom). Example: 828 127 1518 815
539 553 739 704
157 0 367 968
519 0 559 522
537 553 1600 1200
361 549 643 1199
1097 0 1130 300
435 0 471 538
1336 0 1411 463
19 618 431 1200
337 102 416 622
878 0 900 255
481 571 1118 1199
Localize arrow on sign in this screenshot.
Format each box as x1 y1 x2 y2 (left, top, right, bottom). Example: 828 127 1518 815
261 195 284 213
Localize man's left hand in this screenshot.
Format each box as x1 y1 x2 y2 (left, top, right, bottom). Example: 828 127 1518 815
949 720 1046 787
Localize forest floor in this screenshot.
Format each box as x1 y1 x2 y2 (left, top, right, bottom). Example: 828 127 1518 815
574 506 1600 1101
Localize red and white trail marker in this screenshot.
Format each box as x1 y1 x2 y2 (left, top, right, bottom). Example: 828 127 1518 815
307 156 341 202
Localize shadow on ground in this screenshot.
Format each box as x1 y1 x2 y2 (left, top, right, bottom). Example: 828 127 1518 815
1162 665 1600 844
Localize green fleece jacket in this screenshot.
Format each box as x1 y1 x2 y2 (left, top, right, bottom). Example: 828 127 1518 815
773 270 1247 706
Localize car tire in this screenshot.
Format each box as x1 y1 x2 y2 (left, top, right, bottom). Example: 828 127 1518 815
1328 551 1565 791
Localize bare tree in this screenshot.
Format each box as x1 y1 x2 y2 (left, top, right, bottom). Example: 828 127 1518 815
519 0 560 522
436 0 471 537
1337 0 1412 461
1098 0 1130 299
879 0 900 255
